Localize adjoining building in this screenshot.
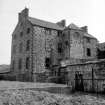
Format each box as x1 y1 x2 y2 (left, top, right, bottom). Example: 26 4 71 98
97 42 105 59
10 8 98 83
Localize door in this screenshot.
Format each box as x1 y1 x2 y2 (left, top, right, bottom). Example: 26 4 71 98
75 72 84 91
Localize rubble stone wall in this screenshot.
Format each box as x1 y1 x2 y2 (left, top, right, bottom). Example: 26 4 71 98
67 62 105 92
11 19 33 81
70 30 84 59
32 26 59 81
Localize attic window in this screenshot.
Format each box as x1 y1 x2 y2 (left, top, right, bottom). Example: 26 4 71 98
27 28 30 34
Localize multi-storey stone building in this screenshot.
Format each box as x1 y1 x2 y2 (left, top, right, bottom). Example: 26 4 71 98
10 8 98 82
97 42 105 59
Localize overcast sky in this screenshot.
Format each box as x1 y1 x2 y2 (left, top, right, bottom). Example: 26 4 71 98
0 0 105 65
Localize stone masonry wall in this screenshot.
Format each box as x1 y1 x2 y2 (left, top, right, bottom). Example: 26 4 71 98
70 30 84 59
67 62 105 92
11 18 33 81
32 26 58 81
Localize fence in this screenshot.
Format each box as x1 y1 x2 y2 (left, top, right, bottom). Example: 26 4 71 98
74 78 105 93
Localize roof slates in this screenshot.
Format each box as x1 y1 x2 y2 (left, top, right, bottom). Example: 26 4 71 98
28 17 64 30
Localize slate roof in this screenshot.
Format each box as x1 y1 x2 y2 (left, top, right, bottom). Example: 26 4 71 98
97 42 105 51
0 65 10 74
28 17 64 30
84 33 96 39
68 23 96 39
68 23 81 30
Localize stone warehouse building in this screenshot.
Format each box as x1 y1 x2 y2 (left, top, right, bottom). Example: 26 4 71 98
10 8 98 82
97 42 105 59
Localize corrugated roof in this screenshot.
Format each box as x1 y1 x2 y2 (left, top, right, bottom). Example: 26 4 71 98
28 17 64 30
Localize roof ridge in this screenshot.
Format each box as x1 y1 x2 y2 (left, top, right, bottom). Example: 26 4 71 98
28 17 64 30
29 17 57 25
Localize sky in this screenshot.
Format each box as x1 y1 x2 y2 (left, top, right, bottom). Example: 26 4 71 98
0 0 105 65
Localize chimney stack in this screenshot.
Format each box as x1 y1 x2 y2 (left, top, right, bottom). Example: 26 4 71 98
18 8 29 22
56 19 66 27
81 26 88 33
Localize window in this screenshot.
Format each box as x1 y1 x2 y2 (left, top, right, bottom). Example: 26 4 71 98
13 34 17 40
58 31 61 37
18 58 22 70
65 41 69 46
87 48 91 56
27 28 30 34
45 58 51 68
86 37 90 43
19 43 23 53
26 40 30 51
26 57 30 69
62 33 65 37
58 43 63 53
45 28 51 35
74 32 80 39
13 45 16 54
20 32 23 37
12 60 15 71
